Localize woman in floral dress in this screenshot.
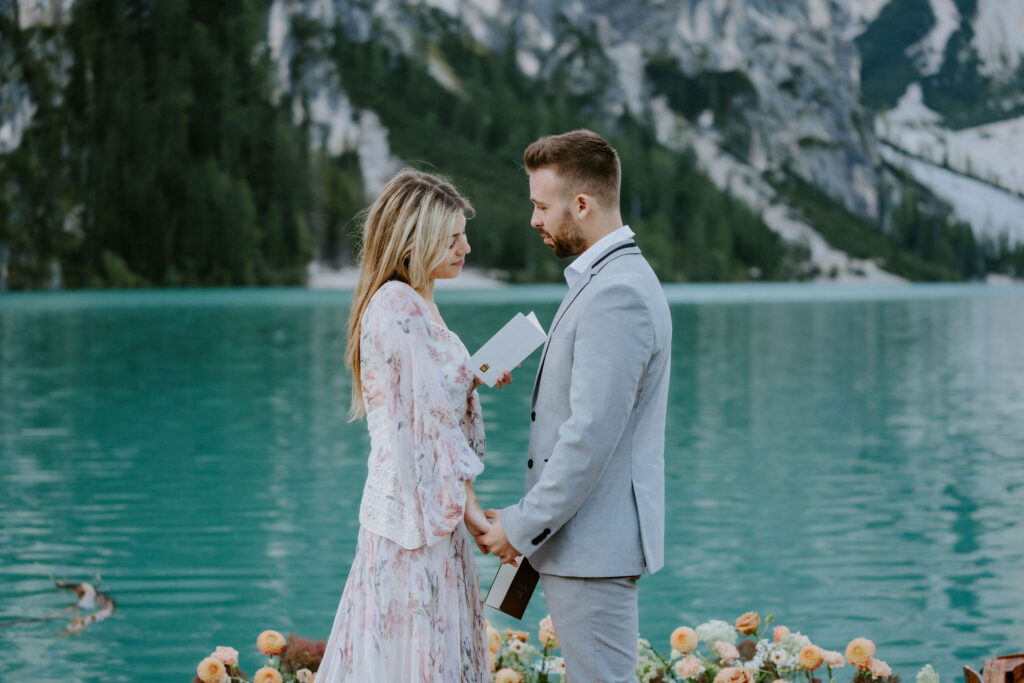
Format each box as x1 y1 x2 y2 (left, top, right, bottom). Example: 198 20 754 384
316 169 504 682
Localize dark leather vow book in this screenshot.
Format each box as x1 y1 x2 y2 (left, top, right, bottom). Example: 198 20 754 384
484 556 539 619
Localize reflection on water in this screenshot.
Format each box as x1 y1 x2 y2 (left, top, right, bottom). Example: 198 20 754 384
1 285 1023 681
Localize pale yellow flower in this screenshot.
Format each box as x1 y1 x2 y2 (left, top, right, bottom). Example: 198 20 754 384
253 667 284 683
257 629 287 656
671 626 699 654
846 638 876 670
296 668 314 683
799 645 825 671
196 657 228 683
487 626 502 654
735 611 760 635
539 615 559 649
495 668 523 683
211 646 239 667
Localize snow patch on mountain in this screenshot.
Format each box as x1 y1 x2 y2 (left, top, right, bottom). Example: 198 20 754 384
847 0 892 33
972 0 1024 78
882 147 1024 245
907 0 960 76
878 83 1024 195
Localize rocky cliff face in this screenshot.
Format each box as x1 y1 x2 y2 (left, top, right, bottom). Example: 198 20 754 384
5 0 1023 284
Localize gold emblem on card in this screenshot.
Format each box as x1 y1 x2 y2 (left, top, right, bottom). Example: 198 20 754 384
479 363 490 373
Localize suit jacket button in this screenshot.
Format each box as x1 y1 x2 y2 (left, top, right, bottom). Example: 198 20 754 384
527 459 533 469
531 411 536 422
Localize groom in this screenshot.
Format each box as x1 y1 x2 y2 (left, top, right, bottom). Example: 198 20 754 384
481 129 672 682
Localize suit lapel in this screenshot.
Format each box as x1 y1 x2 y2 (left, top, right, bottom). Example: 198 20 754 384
530 240 639 411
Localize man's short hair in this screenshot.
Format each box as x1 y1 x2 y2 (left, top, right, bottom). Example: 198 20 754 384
524 129 621 207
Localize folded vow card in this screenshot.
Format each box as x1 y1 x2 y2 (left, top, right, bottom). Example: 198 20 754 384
484 556 539 619
469 312 547 387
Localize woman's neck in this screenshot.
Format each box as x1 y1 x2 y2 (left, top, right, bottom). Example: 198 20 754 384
416 279 435 305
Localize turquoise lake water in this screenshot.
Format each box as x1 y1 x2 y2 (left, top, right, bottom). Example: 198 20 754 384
2 284 1023 682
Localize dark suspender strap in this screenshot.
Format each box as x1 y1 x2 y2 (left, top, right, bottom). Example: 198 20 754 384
591 241 637 269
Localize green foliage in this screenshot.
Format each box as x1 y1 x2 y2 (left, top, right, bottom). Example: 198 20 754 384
1 0 314 289
856 0 935 110
329 18 797 282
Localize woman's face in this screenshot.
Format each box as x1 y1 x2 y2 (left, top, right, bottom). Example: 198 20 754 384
429 213 471 280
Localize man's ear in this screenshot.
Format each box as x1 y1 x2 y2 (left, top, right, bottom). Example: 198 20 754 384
574 193 592 220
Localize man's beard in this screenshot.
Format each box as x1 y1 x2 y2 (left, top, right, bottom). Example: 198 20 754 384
547 209 587 259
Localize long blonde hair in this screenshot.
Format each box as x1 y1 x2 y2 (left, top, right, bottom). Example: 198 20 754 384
345 169 474 420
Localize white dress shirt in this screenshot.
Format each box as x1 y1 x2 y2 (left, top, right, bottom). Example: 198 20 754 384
564 224 635 287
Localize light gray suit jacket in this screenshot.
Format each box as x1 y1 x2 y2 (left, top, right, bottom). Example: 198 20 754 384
500 238 672 577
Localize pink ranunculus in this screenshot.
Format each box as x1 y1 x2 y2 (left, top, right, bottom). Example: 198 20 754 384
212 646 239 667
869 658 892 678
774 625 790 643
715 640 741 663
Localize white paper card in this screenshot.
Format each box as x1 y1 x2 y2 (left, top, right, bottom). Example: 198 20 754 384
469 311 547 386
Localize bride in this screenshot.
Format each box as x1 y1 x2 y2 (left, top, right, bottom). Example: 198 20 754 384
316 169 507 682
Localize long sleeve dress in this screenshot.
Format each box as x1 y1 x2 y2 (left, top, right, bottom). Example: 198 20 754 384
316 280 490 682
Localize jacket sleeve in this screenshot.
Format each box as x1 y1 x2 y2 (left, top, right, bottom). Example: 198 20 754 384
499 280 654 555
370 284 485 547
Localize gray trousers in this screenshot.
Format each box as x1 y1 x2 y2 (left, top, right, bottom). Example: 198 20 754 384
540 573 640 683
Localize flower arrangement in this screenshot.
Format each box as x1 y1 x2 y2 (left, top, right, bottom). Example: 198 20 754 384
489 616 565 683
638 612 938 683
194 613 939 683
193 630 323 683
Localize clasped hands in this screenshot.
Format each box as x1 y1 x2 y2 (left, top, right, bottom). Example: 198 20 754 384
465 499 521 567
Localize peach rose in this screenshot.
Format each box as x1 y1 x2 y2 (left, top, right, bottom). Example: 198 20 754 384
489 650 496 673
824 650 845 668
257 629 287 656
196 657 228 683
539 615 559 649
869 659 892 678
254 667 283 683
504 629 530 643
735 612 760 635
799 645 824 671
495 668 523 683
845 638 875 670
773 626 790 643
675 655 705 679
296 669 314 683
211 646 238 667
773 680 788 683
487 626 502 654
713 666 753 683
715 640 741 663
671 626 699 654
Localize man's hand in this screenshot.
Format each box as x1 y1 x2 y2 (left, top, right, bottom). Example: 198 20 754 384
481 509 521 566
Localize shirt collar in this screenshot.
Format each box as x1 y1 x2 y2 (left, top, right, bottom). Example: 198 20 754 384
564 225 635 286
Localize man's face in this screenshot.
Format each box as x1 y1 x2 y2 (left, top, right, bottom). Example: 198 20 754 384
529 167 587 259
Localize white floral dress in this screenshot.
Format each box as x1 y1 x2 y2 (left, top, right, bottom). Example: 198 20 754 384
317 281 490 682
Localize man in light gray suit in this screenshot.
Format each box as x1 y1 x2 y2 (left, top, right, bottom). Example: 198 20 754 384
480 129 672 682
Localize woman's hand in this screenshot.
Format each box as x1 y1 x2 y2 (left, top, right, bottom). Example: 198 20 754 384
464 481 491 554
469 368 515 394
